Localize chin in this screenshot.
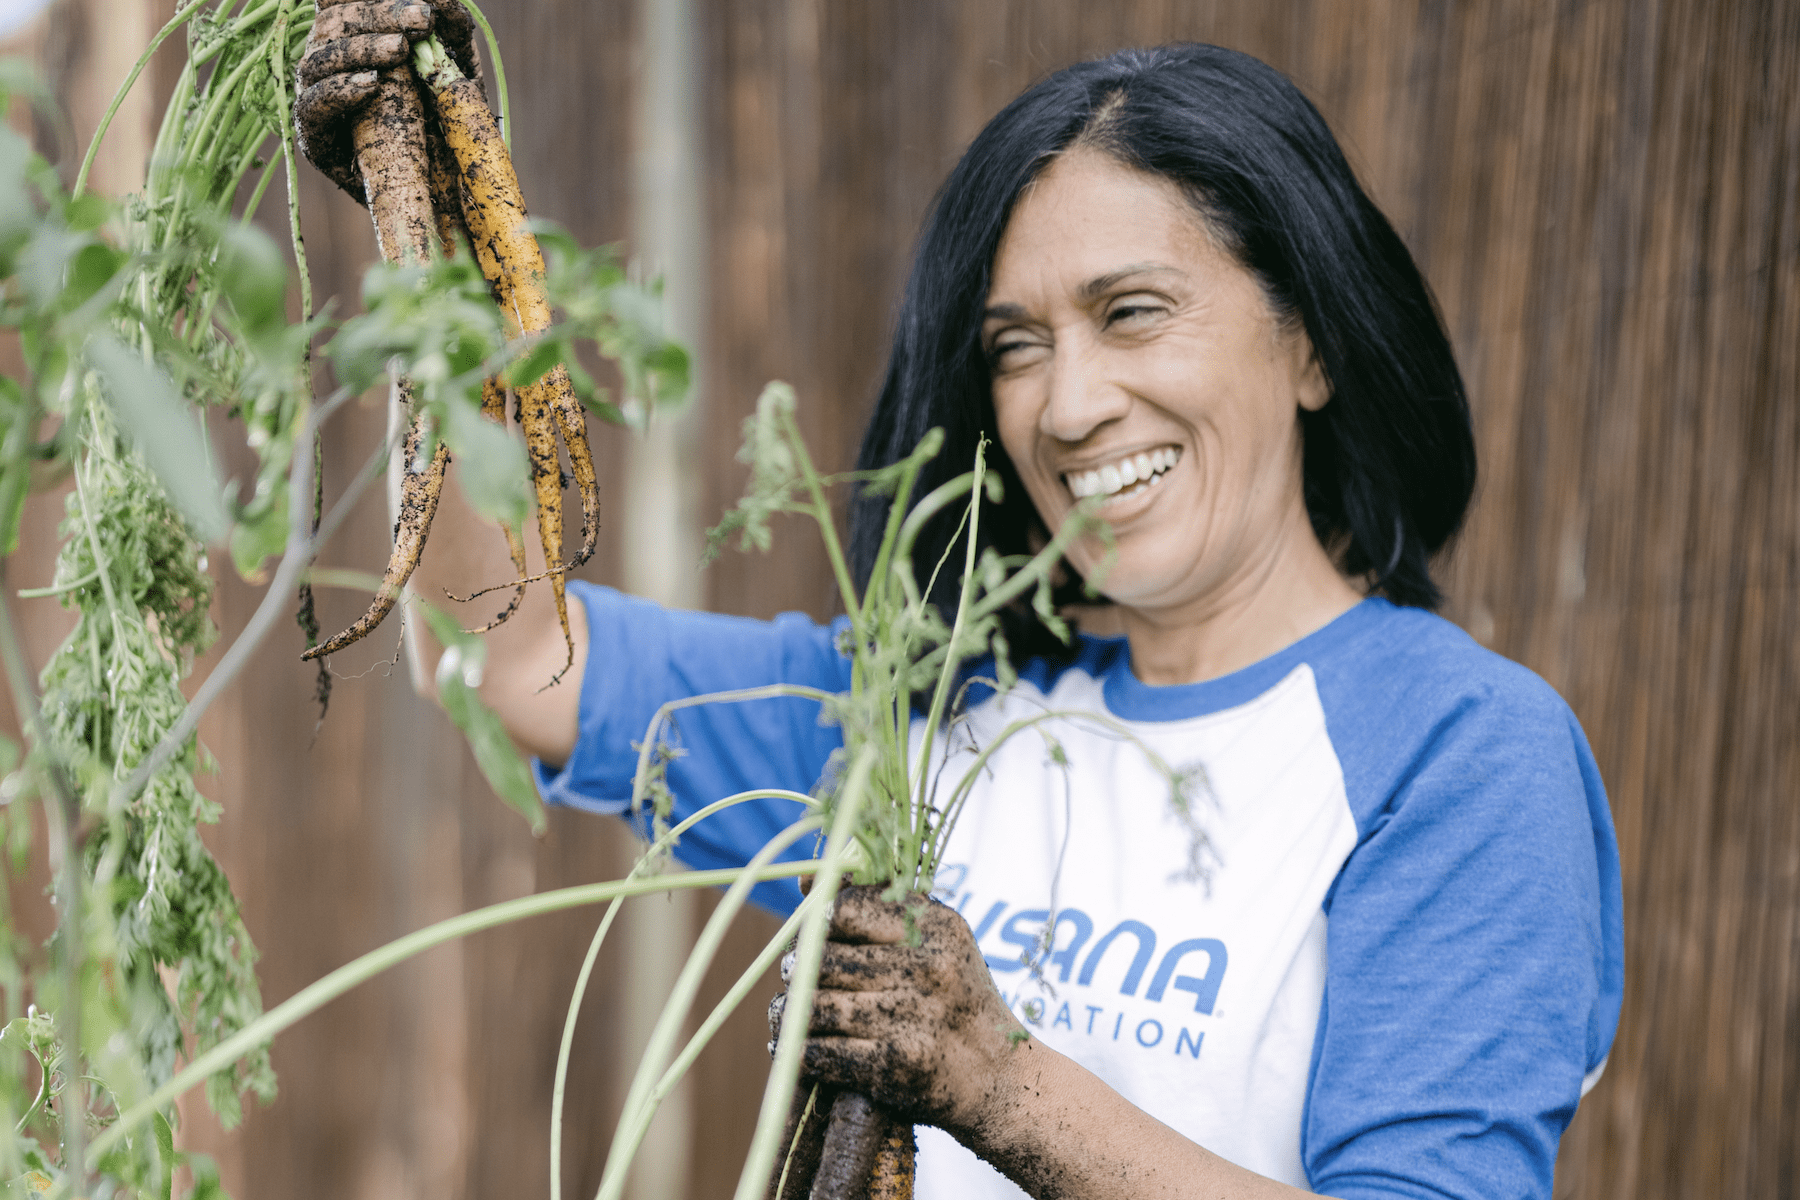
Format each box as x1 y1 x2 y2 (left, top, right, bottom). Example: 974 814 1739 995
1078 559 1187 611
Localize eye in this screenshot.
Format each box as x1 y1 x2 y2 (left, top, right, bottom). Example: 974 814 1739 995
986 328 1047 371
1104 294 1168 328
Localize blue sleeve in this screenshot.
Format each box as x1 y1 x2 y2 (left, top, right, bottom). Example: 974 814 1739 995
1307 647 1624 1199
532 582 853 915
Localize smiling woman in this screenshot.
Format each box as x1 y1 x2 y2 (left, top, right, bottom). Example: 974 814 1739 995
293 25 1621 1200
982 148 1354 684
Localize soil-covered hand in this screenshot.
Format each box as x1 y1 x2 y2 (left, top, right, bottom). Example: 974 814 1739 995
295 0 481 203
772 885 1029 1134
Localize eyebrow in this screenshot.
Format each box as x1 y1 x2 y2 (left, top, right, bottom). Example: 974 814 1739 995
982 262 1186 321
1076 262 1184 301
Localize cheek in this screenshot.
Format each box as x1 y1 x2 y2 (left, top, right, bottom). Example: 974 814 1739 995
990 387 1035 464
992 392 1060 505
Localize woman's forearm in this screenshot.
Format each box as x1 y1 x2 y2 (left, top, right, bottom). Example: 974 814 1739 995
959 1037 1315 1200
405 477 586 764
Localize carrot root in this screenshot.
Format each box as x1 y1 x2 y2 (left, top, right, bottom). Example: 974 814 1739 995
303 409 448 661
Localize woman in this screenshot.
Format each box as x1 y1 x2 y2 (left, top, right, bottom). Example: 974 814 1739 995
298 15 1622 1199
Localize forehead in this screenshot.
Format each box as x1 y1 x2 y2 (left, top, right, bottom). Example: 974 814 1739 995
990 148 1223 296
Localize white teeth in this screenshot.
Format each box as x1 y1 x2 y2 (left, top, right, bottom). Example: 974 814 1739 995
1065 447 1180 500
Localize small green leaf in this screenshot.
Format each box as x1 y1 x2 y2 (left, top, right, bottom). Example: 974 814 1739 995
64 192 110 233
184 1154 227 1200
418 602 547 835
152 1110 176 1200
87 335 229 542
439 396 530 530
60 240 126 312
503 337 564 389
217 223 287 334
228 491 288 582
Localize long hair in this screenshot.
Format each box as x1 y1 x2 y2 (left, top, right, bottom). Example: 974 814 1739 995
850 43 1476 657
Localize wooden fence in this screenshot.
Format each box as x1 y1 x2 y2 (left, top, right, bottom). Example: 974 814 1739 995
0 0 1793 1196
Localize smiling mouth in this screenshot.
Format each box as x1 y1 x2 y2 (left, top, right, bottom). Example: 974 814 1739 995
1063 446 1181 502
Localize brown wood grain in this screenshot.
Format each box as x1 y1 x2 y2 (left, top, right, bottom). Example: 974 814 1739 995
6 0 1793 1196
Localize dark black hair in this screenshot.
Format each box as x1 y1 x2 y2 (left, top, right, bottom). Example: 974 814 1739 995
849 43 1476 656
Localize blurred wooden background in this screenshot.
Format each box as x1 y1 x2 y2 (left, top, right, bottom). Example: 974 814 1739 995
0 0 1794 1197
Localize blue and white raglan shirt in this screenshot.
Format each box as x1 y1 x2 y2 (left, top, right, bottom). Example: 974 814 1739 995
535 583 1625 1200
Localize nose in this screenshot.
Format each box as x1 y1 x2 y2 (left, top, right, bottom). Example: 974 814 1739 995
1041 336 1130 443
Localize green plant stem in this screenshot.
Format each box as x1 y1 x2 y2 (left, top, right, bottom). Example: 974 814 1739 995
892 474 979 611
70 0 213 199
923 707 1178 870
597 816 824 1200
103 397 385 818
630 684 837 814
270 0 310 323
14 567 101 599
548 788 809 1200
51 827 84 1189
650 900 806 1116
773 1084 821 1200
76 860 819 1175
0 574 88 1186
455 0 510 147
731 746 872 1200
861 430 942 618
910 442 986 882
13 1047 49 1135
780 406 861 630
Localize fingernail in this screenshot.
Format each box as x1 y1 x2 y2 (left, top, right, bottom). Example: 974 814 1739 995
350 71 376 86
779 950 797 982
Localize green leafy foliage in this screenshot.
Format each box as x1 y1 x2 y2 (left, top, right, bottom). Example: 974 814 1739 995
418 603 547 836
536 226 691 427
0 0 695 1189
88 336 230 543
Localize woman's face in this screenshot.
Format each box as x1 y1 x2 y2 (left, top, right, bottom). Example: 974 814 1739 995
984 148 1330 615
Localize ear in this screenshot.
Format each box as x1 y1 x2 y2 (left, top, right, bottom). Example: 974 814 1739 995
1293 336 1330 413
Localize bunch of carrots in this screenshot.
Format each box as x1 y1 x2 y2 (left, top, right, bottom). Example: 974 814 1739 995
302 36 596 676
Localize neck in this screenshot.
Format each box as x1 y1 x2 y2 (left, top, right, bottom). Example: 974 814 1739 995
1116 508 1363 687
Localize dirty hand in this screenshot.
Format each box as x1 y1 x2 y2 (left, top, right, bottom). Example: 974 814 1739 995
769 885 1027 1132
294 0 481 201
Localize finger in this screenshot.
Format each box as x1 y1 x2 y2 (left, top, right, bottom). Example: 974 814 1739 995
767 990 787 1044
829 885 921 945
312 0 433 43
801 1035 887 1092
297 33 411 88
427 0 473 40
295 71 380 137
816 941 932 991
808 989 921 1039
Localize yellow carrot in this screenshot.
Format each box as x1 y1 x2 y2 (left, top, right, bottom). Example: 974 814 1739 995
415 35 601 680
